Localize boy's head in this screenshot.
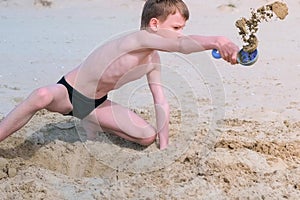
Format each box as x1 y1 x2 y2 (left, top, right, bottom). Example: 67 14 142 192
140 0 189 33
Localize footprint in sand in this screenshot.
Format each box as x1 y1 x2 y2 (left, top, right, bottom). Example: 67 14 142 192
217 4 238 13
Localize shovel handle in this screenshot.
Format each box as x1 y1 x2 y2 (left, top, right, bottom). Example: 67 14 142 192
212 49 221 59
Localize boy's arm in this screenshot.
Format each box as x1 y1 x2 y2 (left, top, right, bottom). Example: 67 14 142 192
146 52 170 150
137 31 238 64
180 35 239 64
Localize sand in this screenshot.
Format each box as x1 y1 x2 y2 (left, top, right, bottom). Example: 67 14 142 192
0 0 300 199
236 1 288 52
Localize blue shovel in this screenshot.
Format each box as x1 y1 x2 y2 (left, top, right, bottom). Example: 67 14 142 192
212 48 258 66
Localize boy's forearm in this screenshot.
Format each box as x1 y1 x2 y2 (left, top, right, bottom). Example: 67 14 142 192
179 35 239 64
179 35 221 54
154 102 170 150
158 112 169 150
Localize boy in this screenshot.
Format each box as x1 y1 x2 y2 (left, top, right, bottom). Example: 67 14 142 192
0 0 238 150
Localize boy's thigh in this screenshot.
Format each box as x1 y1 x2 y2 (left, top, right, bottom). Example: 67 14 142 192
44 84 72 113
92 100 155 138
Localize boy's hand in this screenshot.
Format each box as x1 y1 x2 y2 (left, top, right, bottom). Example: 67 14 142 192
216 36 239 64
152 102 169 150
159 132 169 150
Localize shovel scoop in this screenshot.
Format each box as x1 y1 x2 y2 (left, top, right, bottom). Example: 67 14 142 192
212 48 258 66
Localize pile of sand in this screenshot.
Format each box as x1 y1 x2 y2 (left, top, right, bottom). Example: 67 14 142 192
0 111 299 199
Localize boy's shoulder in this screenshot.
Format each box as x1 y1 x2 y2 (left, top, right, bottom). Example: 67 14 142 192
108 30 159 53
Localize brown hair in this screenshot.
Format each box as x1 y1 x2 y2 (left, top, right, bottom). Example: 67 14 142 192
140 0 189 29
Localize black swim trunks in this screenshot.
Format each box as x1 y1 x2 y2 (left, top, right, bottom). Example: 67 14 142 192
57 76 107 119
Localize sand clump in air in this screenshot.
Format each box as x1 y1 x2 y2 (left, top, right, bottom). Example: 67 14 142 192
235 1 288 53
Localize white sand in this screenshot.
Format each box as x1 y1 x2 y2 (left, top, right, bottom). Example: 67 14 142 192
0 0 299 199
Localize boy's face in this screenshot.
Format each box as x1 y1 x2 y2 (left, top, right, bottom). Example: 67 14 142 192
151 10 186 38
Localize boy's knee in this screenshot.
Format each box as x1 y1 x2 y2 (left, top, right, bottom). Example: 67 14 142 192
31 87 53 109
138 134 156 146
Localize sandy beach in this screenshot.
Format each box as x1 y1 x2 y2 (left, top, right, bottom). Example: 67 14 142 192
0 0 299 199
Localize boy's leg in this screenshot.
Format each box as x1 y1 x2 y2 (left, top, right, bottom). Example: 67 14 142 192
0 84 72 141
82 100 157 146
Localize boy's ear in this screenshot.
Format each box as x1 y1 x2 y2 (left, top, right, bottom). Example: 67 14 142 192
149 18 159 32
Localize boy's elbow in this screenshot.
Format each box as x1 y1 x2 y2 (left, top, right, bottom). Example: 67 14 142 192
160 101 170 113
177 37 188 54
155 100 169 112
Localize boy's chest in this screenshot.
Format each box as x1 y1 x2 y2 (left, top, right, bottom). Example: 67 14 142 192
100 52 155 87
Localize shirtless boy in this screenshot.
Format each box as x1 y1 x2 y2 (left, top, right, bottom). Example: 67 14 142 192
0 0 238 150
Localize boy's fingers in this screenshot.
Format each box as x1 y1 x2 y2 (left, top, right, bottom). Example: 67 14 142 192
231 51 238 64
